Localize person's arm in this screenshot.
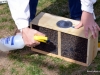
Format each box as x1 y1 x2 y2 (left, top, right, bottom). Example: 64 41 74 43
75 0 100 39
7 0 30 29
7 0 45 47
81 0 96 15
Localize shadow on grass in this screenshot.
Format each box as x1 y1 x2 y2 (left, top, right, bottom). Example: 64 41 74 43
37 0 70 18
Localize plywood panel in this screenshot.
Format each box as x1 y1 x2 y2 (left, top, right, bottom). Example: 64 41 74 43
31 12 92 38
87 36 98 65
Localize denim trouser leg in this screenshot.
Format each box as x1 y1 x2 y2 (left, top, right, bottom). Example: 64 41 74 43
68 0 82 20
29 0 39 30
29 0 38 21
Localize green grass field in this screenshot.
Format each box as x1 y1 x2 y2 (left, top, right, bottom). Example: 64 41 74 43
0 0 100 75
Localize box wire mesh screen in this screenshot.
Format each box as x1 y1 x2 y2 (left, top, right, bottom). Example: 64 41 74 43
32 25 58 54
61 32 88 63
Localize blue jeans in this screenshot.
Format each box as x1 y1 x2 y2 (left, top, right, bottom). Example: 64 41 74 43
29 0 39 29
68 0 82 20
29 0 38 21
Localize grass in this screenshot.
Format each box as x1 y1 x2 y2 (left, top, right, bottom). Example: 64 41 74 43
0 0 100 75
0 68 5 75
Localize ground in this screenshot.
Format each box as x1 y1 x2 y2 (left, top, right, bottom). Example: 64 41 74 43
0 0 100 75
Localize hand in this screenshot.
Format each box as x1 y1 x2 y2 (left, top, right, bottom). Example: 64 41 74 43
75 11 100 39
22 27 45 47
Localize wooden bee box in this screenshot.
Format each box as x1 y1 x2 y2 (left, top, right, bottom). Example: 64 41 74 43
30 12 98 66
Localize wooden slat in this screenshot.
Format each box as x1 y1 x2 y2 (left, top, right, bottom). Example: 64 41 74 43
93 37 98 58
30 23 32 29
87 37 93 65
87 36 98 65
58 31 61 56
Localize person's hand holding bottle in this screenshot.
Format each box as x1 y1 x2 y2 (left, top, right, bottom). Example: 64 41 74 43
21 27 45 47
